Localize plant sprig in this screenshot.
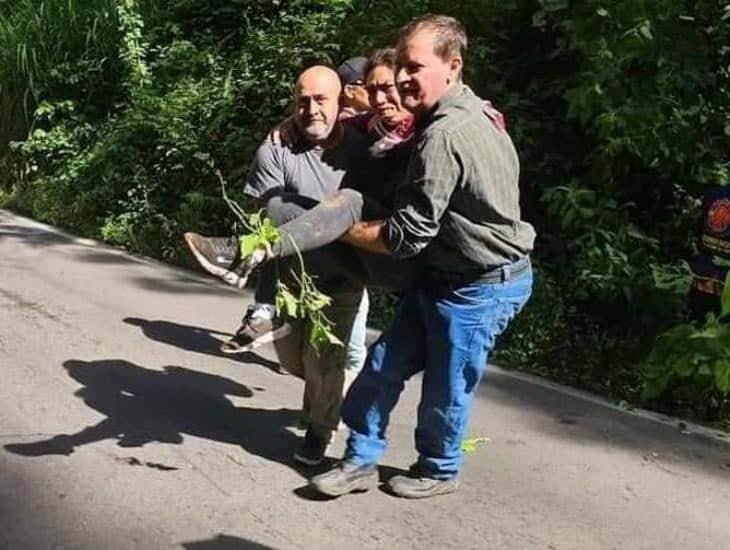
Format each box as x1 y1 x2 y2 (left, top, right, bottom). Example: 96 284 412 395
461 437 490 454
208 160 343 352
275 251 343 352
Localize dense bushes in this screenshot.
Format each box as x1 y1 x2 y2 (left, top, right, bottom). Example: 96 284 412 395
1 0 729 425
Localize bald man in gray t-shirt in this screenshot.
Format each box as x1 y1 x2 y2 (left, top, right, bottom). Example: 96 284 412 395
237 122 367 341
228 66 369 466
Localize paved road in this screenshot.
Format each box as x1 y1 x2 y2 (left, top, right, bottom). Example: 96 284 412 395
1 209 729 550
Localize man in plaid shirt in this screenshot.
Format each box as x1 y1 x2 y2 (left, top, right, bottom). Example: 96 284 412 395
311 14 536 499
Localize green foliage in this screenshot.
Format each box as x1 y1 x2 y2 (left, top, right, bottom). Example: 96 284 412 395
641 273 730 421
237 211 280 259
2 0 730 424
367 289 400 330
273 230 345 353
0 0 137 167
490 1 729 424
117 0 152 95
276 271 344 353
220 180 343 353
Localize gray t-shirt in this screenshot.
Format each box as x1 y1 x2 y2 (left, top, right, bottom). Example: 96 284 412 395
244 125 368 294
244 125 367 201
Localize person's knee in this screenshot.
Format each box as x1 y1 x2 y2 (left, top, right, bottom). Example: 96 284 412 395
264 193 318 226
329 188 364 215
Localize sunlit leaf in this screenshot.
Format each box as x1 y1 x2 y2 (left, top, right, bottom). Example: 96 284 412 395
462 437 490 453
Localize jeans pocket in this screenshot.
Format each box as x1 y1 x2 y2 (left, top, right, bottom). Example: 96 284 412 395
494 287 532 332
449 283 493 306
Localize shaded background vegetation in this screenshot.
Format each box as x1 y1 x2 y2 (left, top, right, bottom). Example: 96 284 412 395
1 0 729 425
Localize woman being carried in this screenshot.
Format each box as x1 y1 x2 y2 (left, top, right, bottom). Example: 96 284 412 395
186 48 507 292
186 48 421 291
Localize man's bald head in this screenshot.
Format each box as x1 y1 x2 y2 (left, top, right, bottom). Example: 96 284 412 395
294 65 342 144
296 65 342 96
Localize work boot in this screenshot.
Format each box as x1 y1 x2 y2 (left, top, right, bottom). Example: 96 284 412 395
309 460 377 497
220 306 291 354
387 464 459 499
293 429 329 466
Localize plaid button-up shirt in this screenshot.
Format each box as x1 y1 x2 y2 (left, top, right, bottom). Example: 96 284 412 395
383 85 535 275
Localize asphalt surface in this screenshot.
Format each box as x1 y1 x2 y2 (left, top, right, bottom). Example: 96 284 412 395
1 208 729 550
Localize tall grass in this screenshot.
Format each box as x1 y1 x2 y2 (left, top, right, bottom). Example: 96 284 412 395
0 0 164 153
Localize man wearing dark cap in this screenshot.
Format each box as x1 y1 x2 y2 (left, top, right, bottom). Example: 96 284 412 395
337 56 371 118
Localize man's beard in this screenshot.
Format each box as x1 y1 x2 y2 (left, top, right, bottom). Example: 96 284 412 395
300 120 332 142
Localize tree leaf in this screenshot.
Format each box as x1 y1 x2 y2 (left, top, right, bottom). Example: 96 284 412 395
639 21 653 41
239 234 262 259
462 437 490 453
713 360 730 392
275 285 299 318
306 292 332 312
720 271 730 318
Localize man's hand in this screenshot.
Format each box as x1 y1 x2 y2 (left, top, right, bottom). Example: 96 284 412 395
341 220 391 255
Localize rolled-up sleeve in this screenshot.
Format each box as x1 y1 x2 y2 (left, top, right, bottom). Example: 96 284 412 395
383 130 460 258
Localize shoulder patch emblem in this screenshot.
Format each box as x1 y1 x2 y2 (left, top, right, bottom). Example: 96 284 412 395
707 198 730 234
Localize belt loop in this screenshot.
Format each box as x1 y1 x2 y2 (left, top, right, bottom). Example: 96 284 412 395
502 264 511 282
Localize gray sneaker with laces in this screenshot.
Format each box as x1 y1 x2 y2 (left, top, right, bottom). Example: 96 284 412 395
184 232 269 288
309 460 378 497
220 306 292 354
387 464 459 499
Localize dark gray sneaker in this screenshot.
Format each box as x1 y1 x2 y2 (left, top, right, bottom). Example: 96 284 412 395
184 232 242 285
220 307 292 354
387 464 459 499
309 460 378 497
293 429 329 466
185 232 270 288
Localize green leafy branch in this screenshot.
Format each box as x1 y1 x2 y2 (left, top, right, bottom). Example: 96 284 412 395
116 0 151 96
206 157 343 353
274 234 343 353
642 272 730 400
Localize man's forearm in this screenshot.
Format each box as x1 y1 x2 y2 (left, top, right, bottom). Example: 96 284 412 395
341 220 391 255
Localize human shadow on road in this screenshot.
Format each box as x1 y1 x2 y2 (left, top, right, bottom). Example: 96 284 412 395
181 534 277 550
123 317 282 373
3 359 306 474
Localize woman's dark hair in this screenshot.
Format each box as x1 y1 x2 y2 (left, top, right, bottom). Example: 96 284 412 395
364 48 397 79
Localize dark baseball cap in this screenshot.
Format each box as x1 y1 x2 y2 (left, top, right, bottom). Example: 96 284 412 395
337 56 368 85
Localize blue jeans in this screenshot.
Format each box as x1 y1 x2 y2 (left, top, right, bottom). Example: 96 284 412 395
341 265 533 479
